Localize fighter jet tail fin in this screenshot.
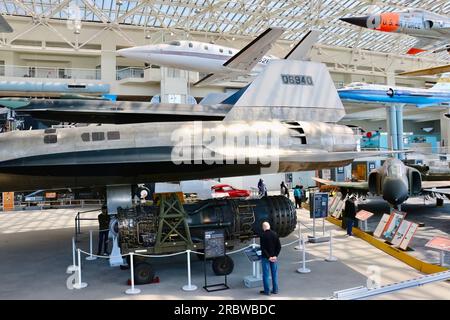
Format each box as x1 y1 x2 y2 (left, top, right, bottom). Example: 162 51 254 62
431 73 450 90
284 30 320 60
223 59 345 122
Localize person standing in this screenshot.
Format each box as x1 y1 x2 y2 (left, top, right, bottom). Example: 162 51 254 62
97 205 110 256
280 181 289 199
293 185 302 209
259 221 281 295
343 196 357 236
258 178 268 197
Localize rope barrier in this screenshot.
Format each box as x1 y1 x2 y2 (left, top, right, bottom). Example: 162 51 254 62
78 249 116 259
134 251 187 258
227 244 254 255
281 239 300 248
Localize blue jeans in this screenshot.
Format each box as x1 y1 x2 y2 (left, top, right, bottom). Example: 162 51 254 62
261 257 278 294
346 218 354 235
97 230 109 254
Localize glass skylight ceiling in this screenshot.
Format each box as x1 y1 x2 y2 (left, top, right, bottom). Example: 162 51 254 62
1 0 449 59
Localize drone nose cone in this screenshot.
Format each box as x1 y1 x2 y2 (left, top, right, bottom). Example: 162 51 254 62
340 16 369 28
117 47 133 57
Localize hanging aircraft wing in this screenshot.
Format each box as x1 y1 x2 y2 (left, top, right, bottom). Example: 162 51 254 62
0 15 13 33
399 64 450 76
194 27 285 86
0 98 230 124
406 37 448 55
312 177 369 190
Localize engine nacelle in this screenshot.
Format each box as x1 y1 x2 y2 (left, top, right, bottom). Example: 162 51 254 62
368 171 381 195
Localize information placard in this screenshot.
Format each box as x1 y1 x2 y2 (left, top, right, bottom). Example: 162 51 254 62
374 214 390 238
383 211 407 242
310 192 329 218
425 236 450 252
391 220 411 247
204 229 225 259
399 222 418 250
356 210 374 221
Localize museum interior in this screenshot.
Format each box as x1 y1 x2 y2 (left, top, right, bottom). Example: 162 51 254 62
0 0 449 302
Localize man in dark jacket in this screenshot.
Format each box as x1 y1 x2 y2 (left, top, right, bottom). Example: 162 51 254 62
343 196 357 236
97 205 110 255
259 221 281 295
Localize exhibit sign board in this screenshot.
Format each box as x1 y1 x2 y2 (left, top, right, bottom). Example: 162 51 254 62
391 220 412 247
204 229 225 259
2 192 14 211
374 214 390 238
310 192 329 218
399 222 418 250
425 237 450 252
356 210 374 221
382 211 407 242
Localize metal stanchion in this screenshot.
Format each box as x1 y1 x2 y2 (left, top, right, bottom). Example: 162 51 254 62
66 237 78 273
252 239 257 276
440 250 446 267
294 222 304 251
297 237 311 274
73 249 88 289
86 230 97 261
125 253 141 295
325 231 338 262
182 250 197 291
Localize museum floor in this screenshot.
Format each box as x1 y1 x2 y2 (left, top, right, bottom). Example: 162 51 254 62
0 201 448 300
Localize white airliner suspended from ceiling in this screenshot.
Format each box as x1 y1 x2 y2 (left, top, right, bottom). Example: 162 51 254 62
117 28 320 86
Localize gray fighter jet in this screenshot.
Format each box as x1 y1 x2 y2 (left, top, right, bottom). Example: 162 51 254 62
313 158 450 208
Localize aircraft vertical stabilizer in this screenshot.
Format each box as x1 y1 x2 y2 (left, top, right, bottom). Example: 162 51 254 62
223 60 345 122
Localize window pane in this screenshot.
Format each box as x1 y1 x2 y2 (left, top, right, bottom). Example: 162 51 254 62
107 131 120 140
92 132 105 141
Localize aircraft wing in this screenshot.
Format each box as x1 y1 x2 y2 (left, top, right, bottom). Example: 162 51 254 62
312 177 369 190
0 98 231 124
0 15 13 33
193 71 249 87
194 27 284 86
423 188 450 196
399 64 450 76
422 181 450 189
407 37 448 55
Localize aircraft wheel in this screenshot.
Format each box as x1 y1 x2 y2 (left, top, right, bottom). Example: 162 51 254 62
134 262 155 285
212 256 234 276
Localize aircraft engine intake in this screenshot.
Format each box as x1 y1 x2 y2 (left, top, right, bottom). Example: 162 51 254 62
407 167 422 195
368 171 382 195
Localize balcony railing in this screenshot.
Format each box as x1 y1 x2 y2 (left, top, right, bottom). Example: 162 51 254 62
0 65 101 80
116 67 145 80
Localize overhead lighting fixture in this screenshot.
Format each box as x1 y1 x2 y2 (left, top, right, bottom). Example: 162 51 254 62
170 32 174 36
422 127 434 133
145 33 151 39
116 0 123 5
